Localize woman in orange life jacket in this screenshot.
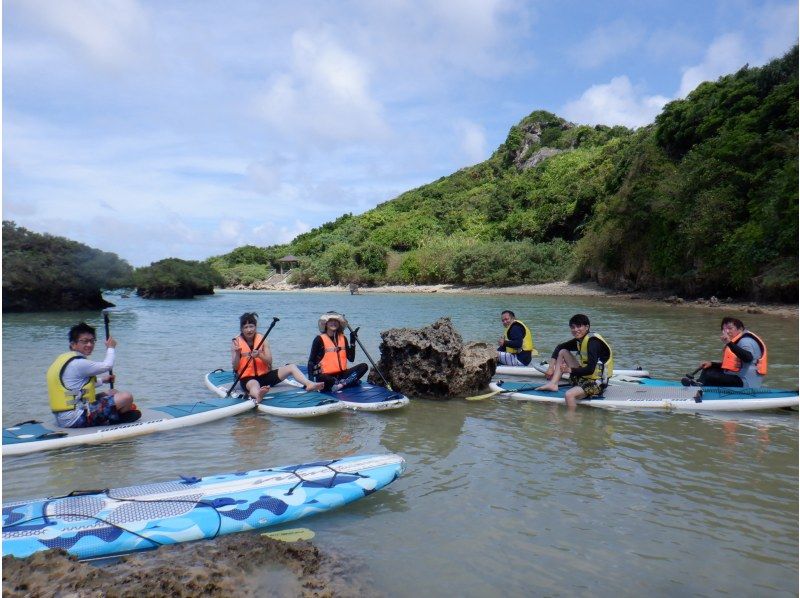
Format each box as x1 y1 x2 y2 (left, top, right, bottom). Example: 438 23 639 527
232 312 323 402
307 312 368 392
687 317 767 388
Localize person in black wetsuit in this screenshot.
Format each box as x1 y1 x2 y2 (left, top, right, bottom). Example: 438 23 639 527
307 312 368 392
535 313 614 408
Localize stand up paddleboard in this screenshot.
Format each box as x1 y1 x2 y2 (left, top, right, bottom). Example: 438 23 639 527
3 453 406 560
487 380 799 412
495 362 650 379
283 366 410 411
205 370 344 418
3 397 255 457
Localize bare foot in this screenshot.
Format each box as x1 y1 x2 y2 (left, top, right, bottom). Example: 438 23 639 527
535 384 558 392
253 386 270 403
305 382 324 392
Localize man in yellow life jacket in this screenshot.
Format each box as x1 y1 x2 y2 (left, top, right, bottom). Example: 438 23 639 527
232 312 323 402
46 322 139 428
535 313 614 408
687 317 767 388
307 312 368 392
497 310 538 366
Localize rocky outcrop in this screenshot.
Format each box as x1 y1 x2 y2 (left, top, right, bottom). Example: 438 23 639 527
367 317 496 399
3 288 114 312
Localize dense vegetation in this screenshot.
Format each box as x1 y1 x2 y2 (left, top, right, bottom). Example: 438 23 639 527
208 47 797 301
134 258 224 299
578 47 798 300
2 221 134 312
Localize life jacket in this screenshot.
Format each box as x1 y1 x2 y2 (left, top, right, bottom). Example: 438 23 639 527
576 332 614 381
47 351 96 412
504 320 537 355
234 333 269 378
721 331 767 375
319 333 347 375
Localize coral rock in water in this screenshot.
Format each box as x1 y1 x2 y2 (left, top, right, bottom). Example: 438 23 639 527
367 317 496 399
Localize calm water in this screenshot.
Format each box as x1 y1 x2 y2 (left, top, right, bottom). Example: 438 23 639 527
3 291 798 596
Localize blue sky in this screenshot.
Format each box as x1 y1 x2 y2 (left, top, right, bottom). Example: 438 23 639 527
4 0 797 266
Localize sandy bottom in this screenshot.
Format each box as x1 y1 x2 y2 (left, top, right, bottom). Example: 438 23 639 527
223 281 797 318
2 534 377 598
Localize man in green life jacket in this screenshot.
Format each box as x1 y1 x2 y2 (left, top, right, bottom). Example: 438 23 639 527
497 310 538 366
46 322 140 428
535 313 614 408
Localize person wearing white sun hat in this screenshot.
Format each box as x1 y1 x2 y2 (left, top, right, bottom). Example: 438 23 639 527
307 312 368 392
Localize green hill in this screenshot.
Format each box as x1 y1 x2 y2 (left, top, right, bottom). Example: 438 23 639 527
210 46 797 301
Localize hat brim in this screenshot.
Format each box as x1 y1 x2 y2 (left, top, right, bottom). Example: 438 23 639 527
318 314 348 333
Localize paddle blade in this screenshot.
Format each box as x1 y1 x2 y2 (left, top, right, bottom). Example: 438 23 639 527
465 389 503 401
262 527 315 542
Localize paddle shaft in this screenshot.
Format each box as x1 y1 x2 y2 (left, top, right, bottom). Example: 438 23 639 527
466 384 546 401
343 315 392 390
227 317 279 397
103 312 114 389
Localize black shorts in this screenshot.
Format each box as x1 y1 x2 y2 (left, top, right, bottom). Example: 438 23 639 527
240 370 281 390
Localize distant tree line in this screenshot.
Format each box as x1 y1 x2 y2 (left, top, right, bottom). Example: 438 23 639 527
2 222 223 311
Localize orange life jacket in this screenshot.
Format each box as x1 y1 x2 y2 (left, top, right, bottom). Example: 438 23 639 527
721 331 767 375
234 333 269 378
319 333 347 375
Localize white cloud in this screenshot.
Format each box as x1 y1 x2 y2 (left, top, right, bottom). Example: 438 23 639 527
454 120 488 164
8 0 150 70
678 33 749 97
569 19 646 68
562 76 670 128
253 29 388 144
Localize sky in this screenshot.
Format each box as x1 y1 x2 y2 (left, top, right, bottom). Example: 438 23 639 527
3 0 798 267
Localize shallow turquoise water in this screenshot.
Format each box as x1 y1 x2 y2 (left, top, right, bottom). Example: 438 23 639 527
3 290 798 595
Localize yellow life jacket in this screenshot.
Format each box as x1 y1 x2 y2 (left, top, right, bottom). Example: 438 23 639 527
504 320 538 355
319 333 347 375
577 332 614 381
721 331 768 375
47 351 96 412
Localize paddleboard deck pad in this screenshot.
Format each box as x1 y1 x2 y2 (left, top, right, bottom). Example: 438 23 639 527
283 366 410 411
489 381 799 411
2 453 405 560
495 364 650 379
3 397 255 457
205 370 344 418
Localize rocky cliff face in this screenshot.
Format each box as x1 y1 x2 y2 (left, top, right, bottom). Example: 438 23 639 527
367 317 496 399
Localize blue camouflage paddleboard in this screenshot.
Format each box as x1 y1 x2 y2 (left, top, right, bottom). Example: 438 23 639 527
204 369 344 417
2 453 406 560
3 397 255 457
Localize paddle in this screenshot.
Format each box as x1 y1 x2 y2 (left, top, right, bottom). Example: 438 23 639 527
681 367 704 386
342 314 393 391
466 384 546 401
103 311 114 390
227 316 279 397
261 527 315 542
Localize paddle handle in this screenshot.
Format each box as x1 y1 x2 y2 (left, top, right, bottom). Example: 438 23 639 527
227 317 280 397
343 315 392 390
103 312 114 389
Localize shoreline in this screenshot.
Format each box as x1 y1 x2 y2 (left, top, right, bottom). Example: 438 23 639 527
220 281 798 318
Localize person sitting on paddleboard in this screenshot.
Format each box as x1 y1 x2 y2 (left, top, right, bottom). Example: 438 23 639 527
535 314 614 408
497 310 538 366
47 322 140 428
308 312 368 392
685 317 767 388
233 312 323 402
